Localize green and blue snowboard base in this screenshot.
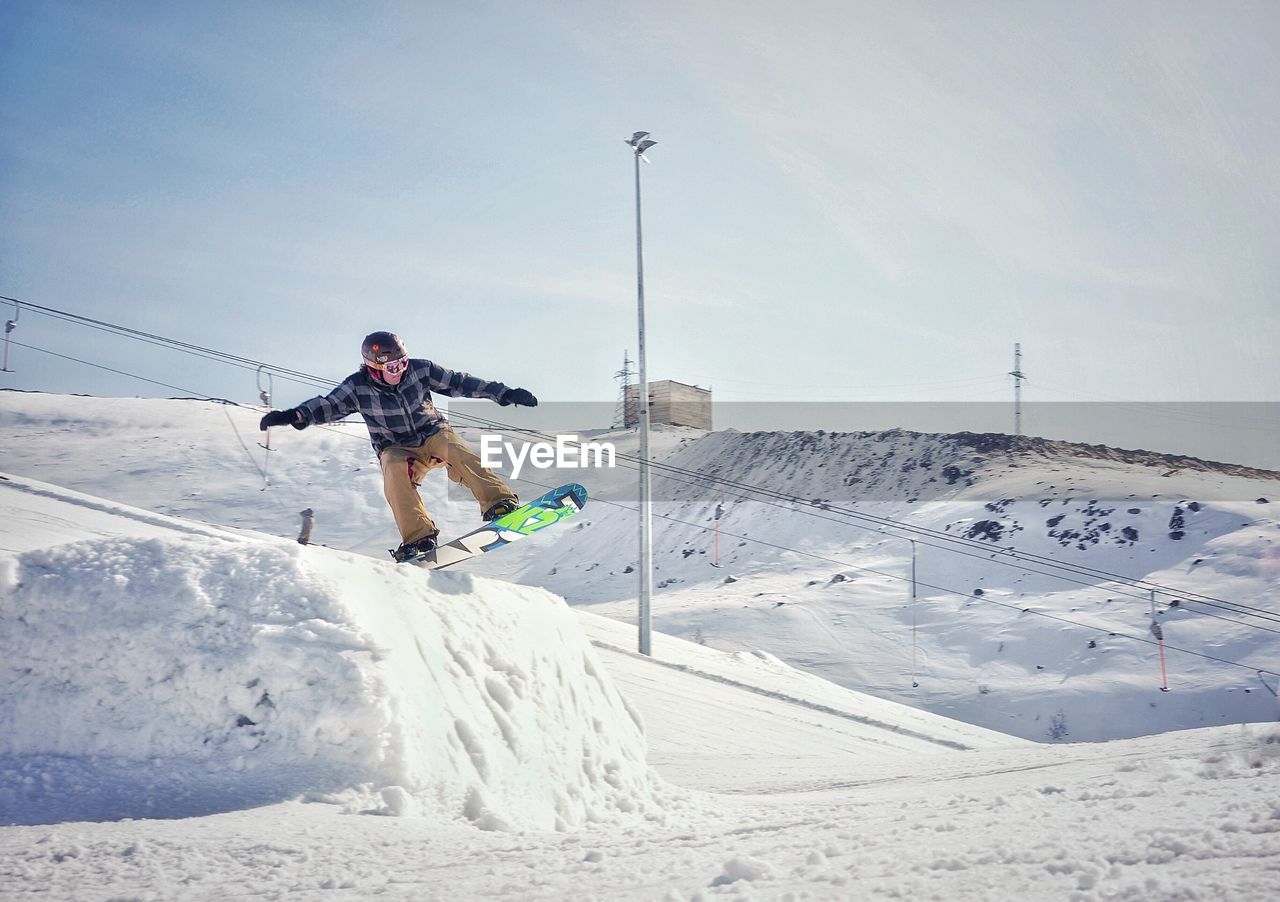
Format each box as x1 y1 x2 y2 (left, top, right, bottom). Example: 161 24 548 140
403 483 587 570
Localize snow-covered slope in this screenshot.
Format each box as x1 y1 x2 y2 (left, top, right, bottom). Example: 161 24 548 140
0 475 671 831
478 426 1280 741
3 391 1278 744
2 397 1280 899
0 469 1018 829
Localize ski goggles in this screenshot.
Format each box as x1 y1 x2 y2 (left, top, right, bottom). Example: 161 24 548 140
377 356 409 377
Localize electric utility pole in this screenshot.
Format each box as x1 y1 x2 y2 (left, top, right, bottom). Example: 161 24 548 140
613 350 634 429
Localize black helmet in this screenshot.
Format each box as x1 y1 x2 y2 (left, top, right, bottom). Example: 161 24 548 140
361 331 407 366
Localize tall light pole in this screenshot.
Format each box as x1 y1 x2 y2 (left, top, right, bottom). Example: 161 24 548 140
625 130 657 656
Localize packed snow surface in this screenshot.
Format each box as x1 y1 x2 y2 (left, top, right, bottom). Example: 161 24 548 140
0 478 672 832
7 392 1276 741
2 392 1279 899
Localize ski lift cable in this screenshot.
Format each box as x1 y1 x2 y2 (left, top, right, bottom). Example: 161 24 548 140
618 449 1267 611
573 455 1280 633
7 304 1269 619
445 406 1207 587
462 419 1280 630
12 333 1279 655
10 340 219 398
7 295 1276 621
6 298 334 388
285 410 1279 634
8 339 308 518
7 293 1267 569
497 467 1280 680
19 307 266 372
445 408 1280 621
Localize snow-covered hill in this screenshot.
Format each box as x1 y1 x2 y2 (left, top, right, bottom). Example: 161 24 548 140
536 426 1280 742
2 393 1279 899
8 391 1274 743
0 475 679 831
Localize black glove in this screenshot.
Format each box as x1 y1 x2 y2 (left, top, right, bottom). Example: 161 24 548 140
498 388 538 407
260 408 306 430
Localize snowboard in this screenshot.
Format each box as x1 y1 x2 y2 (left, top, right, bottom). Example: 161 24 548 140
403 483 588 571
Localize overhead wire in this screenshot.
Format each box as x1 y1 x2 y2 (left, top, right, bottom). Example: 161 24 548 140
502 425 1280 634
8 294 1280 633
10 293 1275 614
12 292 1276 622
444 407 1280 625
212 410 1280 679
438 398 1280 639
488 466 1280 679
7 338 323 526
5 297 335 390
9 339 225 399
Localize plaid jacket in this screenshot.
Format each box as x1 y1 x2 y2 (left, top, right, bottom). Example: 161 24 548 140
297 358 508 454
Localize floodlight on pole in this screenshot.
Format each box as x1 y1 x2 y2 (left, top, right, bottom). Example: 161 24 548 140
624 130 657 656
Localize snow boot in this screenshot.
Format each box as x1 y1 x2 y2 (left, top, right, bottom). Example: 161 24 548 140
391 534 438 563
482 497 520 522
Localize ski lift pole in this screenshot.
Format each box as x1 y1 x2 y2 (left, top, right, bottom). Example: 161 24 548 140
713 501 724 567
256 366 274 489
1150 589 1170 692
910 539 919 688
2 299 18 372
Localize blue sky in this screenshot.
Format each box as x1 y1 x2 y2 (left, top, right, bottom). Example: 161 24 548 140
2 1 1278 425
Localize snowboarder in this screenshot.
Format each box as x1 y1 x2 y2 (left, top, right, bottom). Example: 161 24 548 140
259 331 536 562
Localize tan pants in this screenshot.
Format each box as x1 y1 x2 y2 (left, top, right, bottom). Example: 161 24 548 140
379 427 515 543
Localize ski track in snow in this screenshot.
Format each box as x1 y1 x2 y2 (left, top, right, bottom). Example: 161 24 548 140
589 638 977 752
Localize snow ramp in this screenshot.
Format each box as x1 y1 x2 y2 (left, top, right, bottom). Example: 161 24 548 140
0 535 666 829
